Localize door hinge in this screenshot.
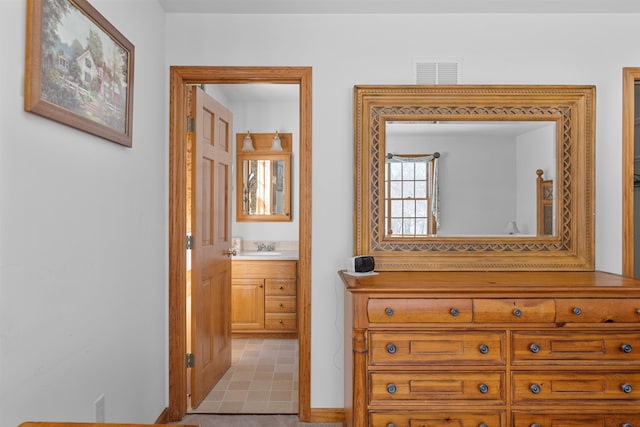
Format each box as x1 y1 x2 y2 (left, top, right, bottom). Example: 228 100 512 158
186 234 194 250
186 353 195 368
187 117 195 132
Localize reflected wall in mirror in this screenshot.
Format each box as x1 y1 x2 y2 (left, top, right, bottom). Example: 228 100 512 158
236 132 292 222
385 120 556 237
354 85 595 271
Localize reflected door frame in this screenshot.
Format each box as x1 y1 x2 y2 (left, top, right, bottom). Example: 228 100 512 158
168 66 313 422
622 68 640 276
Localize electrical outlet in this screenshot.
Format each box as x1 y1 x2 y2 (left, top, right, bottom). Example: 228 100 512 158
94 394 105 423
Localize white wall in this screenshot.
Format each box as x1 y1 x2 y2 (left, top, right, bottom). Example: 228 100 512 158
165 12 640 408
0 2 167 427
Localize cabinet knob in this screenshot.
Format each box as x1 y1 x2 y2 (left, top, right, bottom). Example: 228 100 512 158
479 424 488 427
622 383 633 394
450 308 459 317
279 303 284 307
530 424 541 427
386 343 397 354
478 383 489 394
386 383 397 394
386 424 396 427
513 308 522 317
622 424 633 427
529 343 540 353
529 383 541 394
621 343 633 353
279 286 284 290
572 306 583 315
385 307 394 316
478 344 489 354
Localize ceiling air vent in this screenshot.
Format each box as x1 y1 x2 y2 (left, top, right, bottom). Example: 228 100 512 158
412 58 462 84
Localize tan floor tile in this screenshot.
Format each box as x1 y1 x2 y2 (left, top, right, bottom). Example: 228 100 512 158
269 390 292 401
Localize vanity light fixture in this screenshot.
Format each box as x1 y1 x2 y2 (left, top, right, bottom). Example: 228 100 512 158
271 131 283 151
242 131 255 151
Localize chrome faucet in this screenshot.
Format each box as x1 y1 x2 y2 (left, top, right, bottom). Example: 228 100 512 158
257 242 276 251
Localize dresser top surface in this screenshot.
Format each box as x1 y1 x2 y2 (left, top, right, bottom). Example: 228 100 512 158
340 270 640 296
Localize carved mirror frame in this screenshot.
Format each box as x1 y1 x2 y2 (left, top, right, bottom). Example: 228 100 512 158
354 85 595 271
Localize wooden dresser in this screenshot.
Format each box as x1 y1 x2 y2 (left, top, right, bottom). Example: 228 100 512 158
341 270 640 427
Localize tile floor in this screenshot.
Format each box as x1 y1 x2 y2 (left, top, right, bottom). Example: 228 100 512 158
190 338 298 414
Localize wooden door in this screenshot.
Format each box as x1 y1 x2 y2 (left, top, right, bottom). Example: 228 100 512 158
189 86 233 408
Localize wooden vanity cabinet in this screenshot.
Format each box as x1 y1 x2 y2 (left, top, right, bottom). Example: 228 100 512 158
232 260 297 337
341 270 640 427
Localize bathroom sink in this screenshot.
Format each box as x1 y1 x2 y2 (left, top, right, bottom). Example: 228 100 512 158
239 251 282 256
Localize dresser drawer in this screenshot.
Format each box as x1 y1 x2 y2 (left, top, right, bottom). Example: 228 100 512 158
368 299 472 323
265 296 296 313
512 412 640 427
473 299 555 323
265 279 296 295
265 313 296 330
555 299 640 323
370 411 504 427
370 372 504 404
512 371 640 403
512 331 640 363
369 331 505 366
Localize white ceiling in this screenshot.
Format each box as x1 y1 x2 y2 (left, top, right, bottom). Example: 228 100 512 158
158 0 640 14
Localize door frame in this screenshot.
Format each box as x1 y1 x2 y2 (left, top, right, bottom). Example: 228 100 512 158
168 66 312 421
623 68 640 276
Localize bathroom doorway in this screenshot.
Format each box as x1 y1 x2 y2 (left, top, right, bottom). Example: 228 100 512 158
167 66 312 422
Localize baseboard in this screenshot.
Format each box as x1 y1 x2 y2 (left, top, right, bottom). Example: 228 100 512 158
309 408 345 425
155 407 170 424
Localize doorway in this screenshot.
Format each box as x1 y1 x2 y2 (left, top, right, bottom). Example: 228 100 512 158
623 68 640 277
168 67 312 422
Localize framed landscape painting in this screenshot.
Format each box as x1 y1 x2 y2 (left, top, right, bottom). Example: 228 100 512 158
25 0 135 147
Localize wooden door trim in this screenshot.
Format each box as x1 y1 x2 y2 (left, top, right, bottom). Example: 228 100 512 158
168 66 312 421
623 68 640 276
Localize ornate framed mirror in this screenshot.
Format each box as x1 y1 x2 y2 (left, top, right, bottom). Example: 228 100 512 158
354 85 595 271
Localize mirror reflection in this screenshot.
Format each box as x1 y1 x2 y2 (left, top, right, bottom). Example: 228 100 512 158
240 158 287 216
385 120 556 236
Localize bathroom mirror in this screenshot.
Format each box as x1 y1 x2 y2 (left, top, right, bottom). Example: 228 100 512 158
236 132 292 222
354 85 595 271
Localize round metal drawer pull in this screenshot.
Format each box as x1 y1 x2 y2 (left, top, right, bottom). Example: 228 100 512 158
529 343 540 353
479 424 488 427
513 308 522 317
450 308 459 317
530 424 541 427
385 307 394 316
621 424 632 427
621 343 633 353
530 384 541 394
622 383 633 393
386 343 397 354
478 383 489 394
386 424 396 427
479 344 489 354
572 306 583 315
636 308 640 315
386 384 397 394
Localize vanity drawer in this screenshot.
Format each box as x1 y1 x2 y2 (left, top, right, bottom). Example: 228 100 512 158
368 299 472 323
265 296 296 313
370 411 504 427
555 299 640 323
512 371 640 403
512 331 640 363
265 279 296 296
370 372 504 404
473 299 555 323
512 412 640 426
369 331 505 365
265 313 296 330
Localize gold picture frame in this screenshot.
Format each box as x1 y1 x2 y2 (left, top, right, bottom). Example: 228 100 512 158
25 0 135 147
